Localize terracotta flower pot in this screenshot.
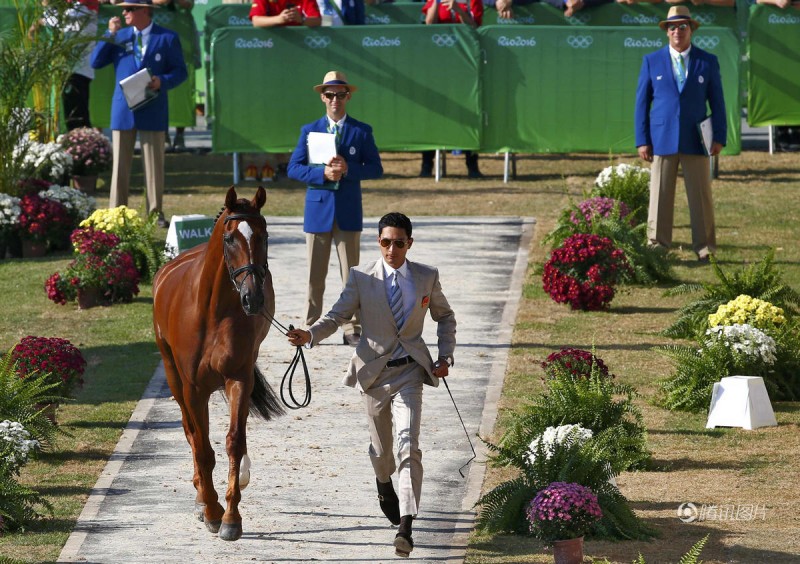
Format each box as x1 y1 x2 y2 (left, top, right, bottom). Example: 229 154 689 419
78 287 109 309
72 174 98 195
552 536 584 564
21 239 47 258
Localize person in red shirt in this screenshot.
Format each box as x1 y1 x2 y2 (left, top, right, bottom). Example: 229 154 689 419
249 0 321 27
419 0 483 178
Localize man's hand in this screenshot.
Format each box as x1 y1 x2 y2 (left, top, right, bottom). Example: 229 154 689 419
564 0 584 17
148 75 162 92
287 329 311 347
281 6 303 24
637 144 653 163
709 141 723 157
324 155 347 181
108 16 121 33
496 0 513 18
432 357 450 378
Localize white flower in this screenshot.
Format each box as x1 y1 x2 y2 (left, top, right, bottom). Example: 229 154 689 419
13 139 73 182
0 419 40 471
39 185 96 221
705 324 778 366
595 163 650 189
0 193 21 228
527 424 593 466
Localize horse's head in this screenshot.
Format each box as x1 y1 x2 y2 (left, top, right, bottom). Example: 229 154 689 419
221 186 269 316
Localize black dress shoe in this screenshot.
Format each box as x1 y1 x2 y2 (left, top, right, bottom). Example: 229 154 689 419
394 515 414 557
467 168 484 179
376 479 401 525
156 213 170 228
343 333 361 346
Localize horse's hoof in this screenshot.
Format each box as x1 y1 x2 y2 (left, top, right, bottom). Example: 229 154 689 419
219 522 243 541
194 503 206 522
204 517 222 533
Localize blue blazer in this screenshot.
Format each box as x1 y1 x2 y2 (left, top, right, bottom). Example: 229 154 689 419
90 24 187 131
288 115 383 233
339 0 366 25
634 45 726 156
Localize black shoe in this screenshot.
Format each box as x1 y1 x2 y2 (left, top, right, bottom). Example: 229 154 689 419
467 168 484 179
376 479 401 526
173 132 186 151
419 165 432 178
157 213 170 229
394 515 414 557
343 333 361 346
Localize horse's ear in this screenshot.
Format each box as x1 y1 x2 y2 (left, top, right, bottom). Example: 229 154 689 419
225 186 238 210
253 186 267 210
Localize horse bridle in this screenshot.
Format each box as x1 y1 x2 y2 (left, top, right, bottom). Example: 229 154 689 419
223 212 268 294
222 211 312 410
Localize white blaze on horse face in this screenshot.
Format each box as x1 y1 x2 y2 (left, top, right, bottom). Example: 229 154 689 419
239 453 251 489
237 222 254 243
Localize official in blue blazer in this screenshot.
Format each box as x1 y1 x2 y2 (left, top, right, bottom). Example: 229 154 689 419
90 0 187 227
634 5 726 262
288 71 383 346
315 0 366 25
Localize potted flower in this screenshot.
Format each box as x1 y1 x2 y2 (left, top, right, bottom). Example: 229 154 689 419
58 127 112 194
14 139 73 186
542 233 631 311
0 193 21 259
527 481 603 564
541 347 614 380
44 227 141 308
17 192 72 257
11 336 86 402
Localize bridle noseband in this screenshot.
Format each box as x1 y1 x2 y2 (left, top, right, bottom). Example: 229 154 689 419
223 212 268 294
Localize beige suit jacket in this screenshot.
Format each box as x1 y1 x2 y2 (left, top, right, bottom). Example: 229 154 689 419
308 259 457 391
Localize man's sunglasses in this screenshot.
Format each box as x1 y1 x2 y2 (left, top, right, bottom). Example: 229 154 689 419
322 91 349 101
667 23 689 31
122 7 143 12
380 238 409 249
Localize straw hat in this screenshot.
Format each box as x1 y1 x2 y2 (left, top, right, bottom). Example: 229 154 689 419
114 0 160 9
659 5 699 31
313 71 358 94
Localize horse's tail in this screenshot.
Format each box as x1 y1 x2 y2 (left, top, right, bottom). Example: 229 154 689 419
250 365 285 420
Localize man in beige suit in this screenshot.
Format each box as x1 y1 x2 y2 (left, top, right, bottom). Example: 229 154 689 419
288 212 457 558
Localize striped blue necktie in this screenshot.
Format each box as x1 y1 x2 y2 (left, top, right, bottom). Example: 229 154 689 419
389 272 404 328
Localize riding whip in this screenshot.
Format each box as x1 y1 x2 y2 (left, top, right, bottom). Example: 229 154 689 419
442 378 477 478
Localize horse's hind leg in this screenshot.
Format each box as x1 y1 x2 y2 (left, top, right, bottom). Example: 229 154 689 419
219 377 251 541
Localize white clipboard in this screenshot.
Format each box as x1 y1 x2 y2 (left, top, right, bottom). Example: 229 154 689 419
307 131 337 165
119 68 157 111
697 116 713 156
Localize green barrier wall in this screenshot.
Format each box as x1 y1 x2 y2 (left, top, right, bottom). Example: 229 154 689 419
482 3 739 30
746 4 800 127
210 25 481 153
0 6 16 35
480 26 740 154
89 6 199 128
210 25 739 155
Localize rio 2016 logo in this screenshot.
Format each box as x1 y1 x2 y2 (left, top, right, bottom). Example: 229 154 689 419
305 36 332 49
566 12 591 25
431 34 457 47
362 36 402 47
566 35 593 49
497 35 537 47
234 37 274 49
693 13 717 26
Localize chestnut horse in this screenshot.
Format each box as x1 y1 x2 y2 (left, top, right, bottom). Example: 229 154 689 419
152 186 284 541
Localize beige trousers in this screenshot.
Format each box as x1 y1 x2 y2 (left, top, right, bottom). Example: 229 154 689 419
362 362 424 517
648 153 716 258
305 222 360 335
110 129 165 215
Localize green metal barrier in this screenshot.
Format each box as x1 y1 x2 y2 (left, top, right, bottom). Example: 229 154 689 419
364 2 425 25
479 25 740 154
0 6 16 35
746 4 800 127
89 5 199 128
210 24 481 153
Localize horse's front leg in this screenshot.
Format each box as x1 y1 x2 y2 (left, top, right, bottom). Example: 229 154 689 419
219 377 251 541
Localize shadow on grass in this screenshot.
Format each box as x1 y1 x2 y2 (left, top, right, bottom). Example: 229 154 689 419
72 342 160 407
613 305 678 315
646 456 747 472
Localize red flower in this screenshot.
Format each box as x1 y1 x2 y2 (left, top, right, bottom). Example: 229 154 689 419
11 336 86 398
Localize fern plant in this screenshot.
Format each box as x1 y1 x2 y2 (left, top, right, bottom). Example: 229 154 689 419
496 360 651 473
475 437 655 540
632 534 708 563
662 250 800 339
591 163 651 227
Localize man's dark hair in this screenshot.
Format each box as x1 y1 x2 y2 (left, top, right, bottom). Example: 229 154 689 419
378 212 412 238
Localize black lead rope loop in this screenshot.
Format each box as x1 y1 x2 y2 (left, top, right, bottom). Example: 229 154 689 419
279 324 312 410
443 378 477 478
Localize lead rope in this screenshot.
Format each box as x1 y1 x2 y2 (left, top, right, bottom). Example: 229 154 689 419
259 310 312 410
